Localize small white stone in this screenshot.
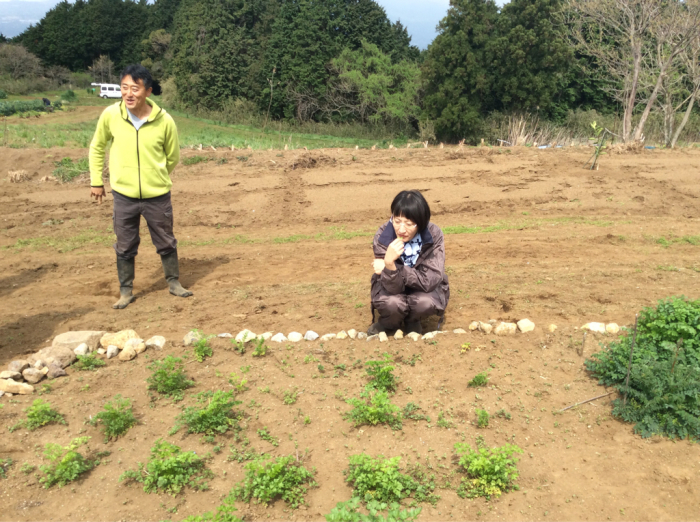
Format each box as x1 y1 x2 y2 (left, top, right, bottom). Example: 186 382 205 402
106 345 119 359
0 371 22 381
217 333 233 338
378 332 388 342
366 334 378 341
74 343 89 356
183 330 203 346
288 332 303 342
422 332 435 340
304 331 319 341
468 321 479 331
406 332 421 341
583 322 606 334
33 360 44 369
124 338 144 351
97 348 106 355
347 329 357 339
336 331 348 340
517 319 535 333
145 336 166 350
606 323 620 335
495 322 517 335
479 322 493 334
119 345 137 361
235 330 256 343
259 332 273 341
394 329 404 340
40 367 49 375
453 328 467 334
357 332 367 340
548 324 558 333
320 333 336 341
488 319 497 325
271 333 288 343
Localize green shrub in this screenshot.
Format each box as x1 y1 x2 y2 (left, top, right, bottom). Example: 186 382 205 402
146 356 195 401
257 426 279 447
182 492 242 522
119 439 213 495
252 338 268 357
74 353 106 371
436 411 454 428
0 99 46 117
402 402 430 422
345 390 402 430
9 399 65 432
325 498 421 522
283 388 299 405
0 90 7 99
586 296 700 440
171 390 242 437
231 454 316 508
344 454 416 503
468 372 489 387
0 458 13 478
228 372 249 394
39 437 100 488
52 157 89 183
454 442 522 499
365 354 398 393
89 395 137 442
60 90 77 101
192 334 214 362
476 409 489 428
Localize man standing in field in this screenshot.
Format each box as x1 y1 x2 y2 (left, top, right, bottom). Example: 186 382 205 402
89 64 192 309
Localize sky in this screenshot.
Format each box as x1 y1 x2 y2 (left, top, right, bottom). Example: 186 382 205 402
0 0 506 49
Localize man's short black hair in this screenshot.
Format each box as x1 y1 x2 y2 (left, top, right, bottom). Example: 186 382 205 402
120 64 153 90
390 190 431 232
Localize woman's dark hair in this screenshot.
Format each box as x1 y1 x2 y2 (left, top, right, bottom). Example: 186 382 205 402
390 190 431 231
120 64 153 90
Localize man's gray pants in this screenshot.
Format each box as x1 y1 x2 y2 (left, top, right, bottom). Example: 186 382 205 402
112 190 177 260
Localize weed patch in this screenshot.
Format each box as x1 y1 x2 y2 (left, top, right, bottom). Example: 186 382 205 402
345 390 402 430
468 372 489 387
146 356 195 401
120 439 213 495
89 395 137 442
231 454 316 508
52 157 89 182
192 333 214 362
365 354 398 393
325 498 421 522
181 155 212 166
74 353 106 371
476 409 490 428
0 458 13 478
171 391 242 438
454 443 522 499
9 399 65 432
40 437 101 488
257 427 279 447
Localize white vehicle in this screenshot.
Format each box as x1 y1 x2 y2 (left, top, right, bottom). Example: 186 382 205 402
91 83 122 99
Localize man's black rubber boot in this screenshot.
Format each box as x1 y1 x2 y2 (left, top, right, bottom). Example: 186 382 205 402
404 320 423 335
367 322 386 336
113 257 136 309
161 250 193 297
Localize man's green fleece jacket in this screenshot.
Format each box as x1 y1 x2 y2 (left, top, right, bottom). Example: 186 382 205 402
89 98 180 199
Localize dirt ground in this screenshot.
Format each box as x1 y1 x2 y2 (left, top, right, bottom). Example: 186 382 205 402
1 143 699 521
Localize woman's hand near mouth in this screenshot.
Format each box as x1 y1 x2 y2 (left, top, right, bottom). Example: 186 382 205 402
384 238 405 271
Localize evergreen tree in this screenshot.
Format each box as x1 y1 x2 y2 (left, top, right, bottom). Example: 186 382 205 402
422 0 499 141
488 0 573 120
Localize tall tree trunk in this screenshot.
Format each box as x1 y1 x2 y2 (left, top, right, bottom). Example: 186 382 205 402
624 43 642 142
671 89 698 148
633 54 677 142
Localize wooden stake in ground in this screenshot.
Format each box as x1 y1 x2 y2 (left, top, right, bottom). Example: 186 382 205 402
560 391 616 412
623 314 639 406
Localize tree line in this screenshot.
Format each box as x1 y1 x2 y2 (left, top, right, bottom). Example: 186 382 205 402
4 0 700 145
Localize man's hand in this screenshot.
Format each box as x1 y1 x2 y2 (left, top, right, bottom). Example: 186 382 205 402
384 238 404 271
373 259 386 275
90 186 106 204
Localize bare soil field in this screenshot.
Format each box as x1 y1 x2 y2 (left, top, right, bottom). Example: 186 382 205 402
1 144 699 521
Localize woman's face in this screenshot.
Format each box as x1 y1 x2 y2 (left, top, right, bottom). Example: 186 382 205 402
392 215 419 243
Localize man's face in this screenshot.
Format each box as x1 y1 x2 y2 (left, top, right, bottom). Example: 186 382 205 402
121 75 152 111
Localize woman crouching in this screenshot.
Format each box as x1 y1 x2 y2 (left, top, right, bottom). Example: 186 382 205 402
369 190 450 336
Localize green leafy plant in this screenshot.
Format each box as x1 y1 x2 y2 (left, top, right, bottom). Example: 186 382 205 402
146 356 195 401
20 462 36 475
228 372 249 394
325 498 421 522
181 491 242 522
192 332 214 362
283 388 299 405
365 354 398 393
468 372 489 387
231 338 247 354
171 390 242 437
9 399 65 432
0 458 13 478
89 395 137 442
257 427 279 447
0 89 7 100
60 89 77 101
345 390 402 430
231 454 316 508
495 409 512 420
586 296 700 440
39 437 100 488
344 454 433 504
476 409 489 428
119 439 213 495
182 155 212 166
52 157 89 183
402 402 430 422
74 353 106 371
453 443 522 499
436 411 454 428
252 338 268 357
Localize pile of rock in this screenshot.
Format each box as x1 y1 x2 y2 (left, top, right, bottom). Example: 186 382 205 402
467 319 539 335
0 330 167 397
582 322 620 334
